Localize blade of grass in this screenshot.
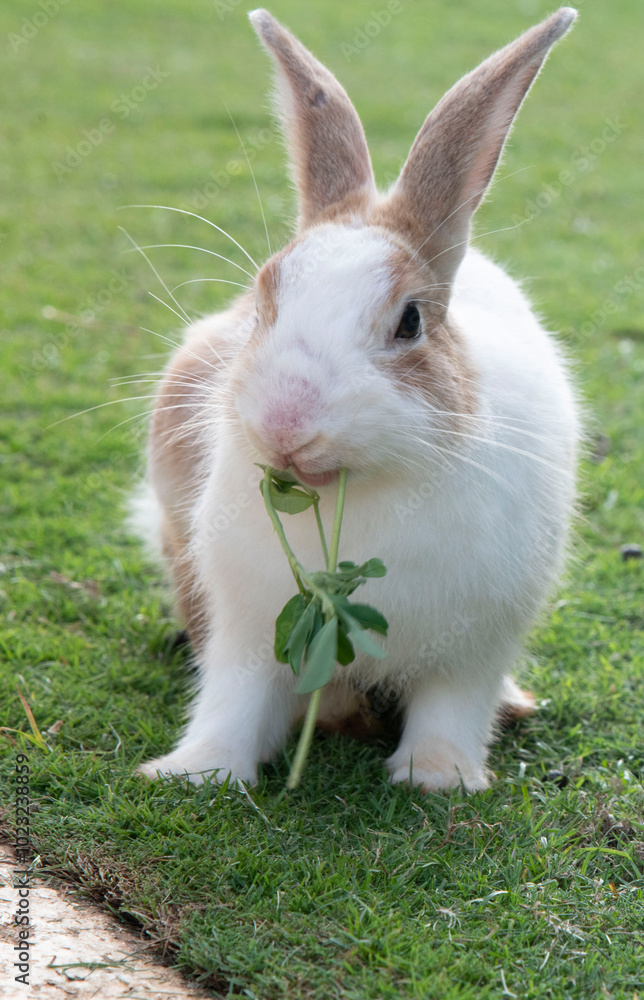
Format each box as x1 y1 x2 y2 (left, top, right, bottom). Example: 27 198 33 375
16 689 50 752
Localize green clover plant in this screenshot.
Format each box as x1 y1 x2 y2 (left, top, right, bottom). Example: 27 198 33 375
258 465 388 789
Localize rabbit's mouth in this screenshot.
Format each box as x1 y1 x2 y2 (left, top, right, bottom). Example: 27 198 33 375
291 466 338 489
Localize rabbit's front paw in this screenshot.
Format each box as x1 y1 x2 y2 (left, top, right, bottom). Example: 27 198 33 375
386 740 489 793
137 744 257 786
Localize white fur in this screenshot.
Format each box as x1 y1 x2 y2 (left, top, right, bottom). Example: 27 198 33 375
126 479 165 563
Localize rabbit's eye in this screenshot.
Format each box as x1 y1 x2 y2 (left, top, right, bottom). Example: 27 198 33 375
395 302 421 340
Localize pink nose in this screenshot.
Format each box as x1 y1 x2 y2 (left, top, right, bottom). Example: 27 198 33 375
259 400 314 456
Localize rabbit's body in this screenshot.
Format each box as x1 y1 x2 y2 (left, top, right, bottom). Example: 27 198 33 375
138 8 579 791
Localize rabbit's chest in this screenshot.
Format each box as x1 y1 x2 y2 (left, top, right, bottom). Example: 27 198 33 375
203 464 489 623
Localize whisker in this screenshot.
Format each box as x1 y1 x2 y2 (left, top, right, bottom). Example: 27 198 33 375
172 278 252 292
139 328 225 370
411 298 449 310
46 395 164 430
430 427 570 473
126 244 256 282
135 328 190 355
93 410 157 443
148 291 192 327
111 378 213 392
118 226 192 325
405 404 557 443
112 366 215 385
224 100 272 257
409 187 485 266
409 163 535 266
406 434 513 490
118 204 259 271
419 219 529 274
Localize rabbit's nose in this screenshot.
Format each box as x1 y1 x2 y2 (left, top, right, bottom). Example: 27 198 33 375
245 406 316 461
260 424 319 460
258 393 320 453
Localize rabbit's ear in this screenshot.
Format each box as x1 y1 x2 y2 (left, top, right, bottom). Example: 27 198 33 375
381 8 576 318
250 9 376 229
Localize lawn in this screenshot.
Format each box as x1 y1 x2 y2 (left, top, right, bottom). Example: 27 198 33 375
1 0 643 997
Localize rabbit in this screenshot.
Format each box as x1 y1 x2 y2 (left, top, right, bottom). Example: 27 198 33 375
137 7 580 792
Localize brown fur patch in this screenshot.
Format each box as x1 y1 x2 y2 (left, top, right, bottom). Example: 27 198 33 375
150 317 242 532
161 519 209 653
148 294 256 650
313 681 401 742
250 10 376 229
384 319 477 417
312 187 374 228
256 250 286 327
358 234 479 418
497 688 536 727
370 202 455 323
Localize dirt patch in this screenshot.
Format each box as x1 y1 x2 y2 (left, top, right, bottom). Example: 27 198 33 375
0 845 212 999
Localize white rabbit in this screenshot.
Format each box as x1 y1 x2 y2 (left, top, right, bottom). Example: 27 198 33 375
137 8 580 791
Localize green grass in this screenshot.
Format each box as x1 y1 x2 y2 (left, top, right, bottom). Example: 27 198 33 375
1 0 643 997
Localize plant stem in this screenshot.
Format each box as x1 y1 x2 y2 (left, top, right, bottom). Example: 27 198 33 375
261 467 305 590
261 467 336 616
287 468 347 790
286 687 323 790
313 501 329 567
328 468 347 573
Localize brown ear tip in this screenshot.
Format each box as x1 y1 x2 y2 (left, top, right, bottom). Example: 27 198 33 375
552 7 578 33
248 8 276 40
